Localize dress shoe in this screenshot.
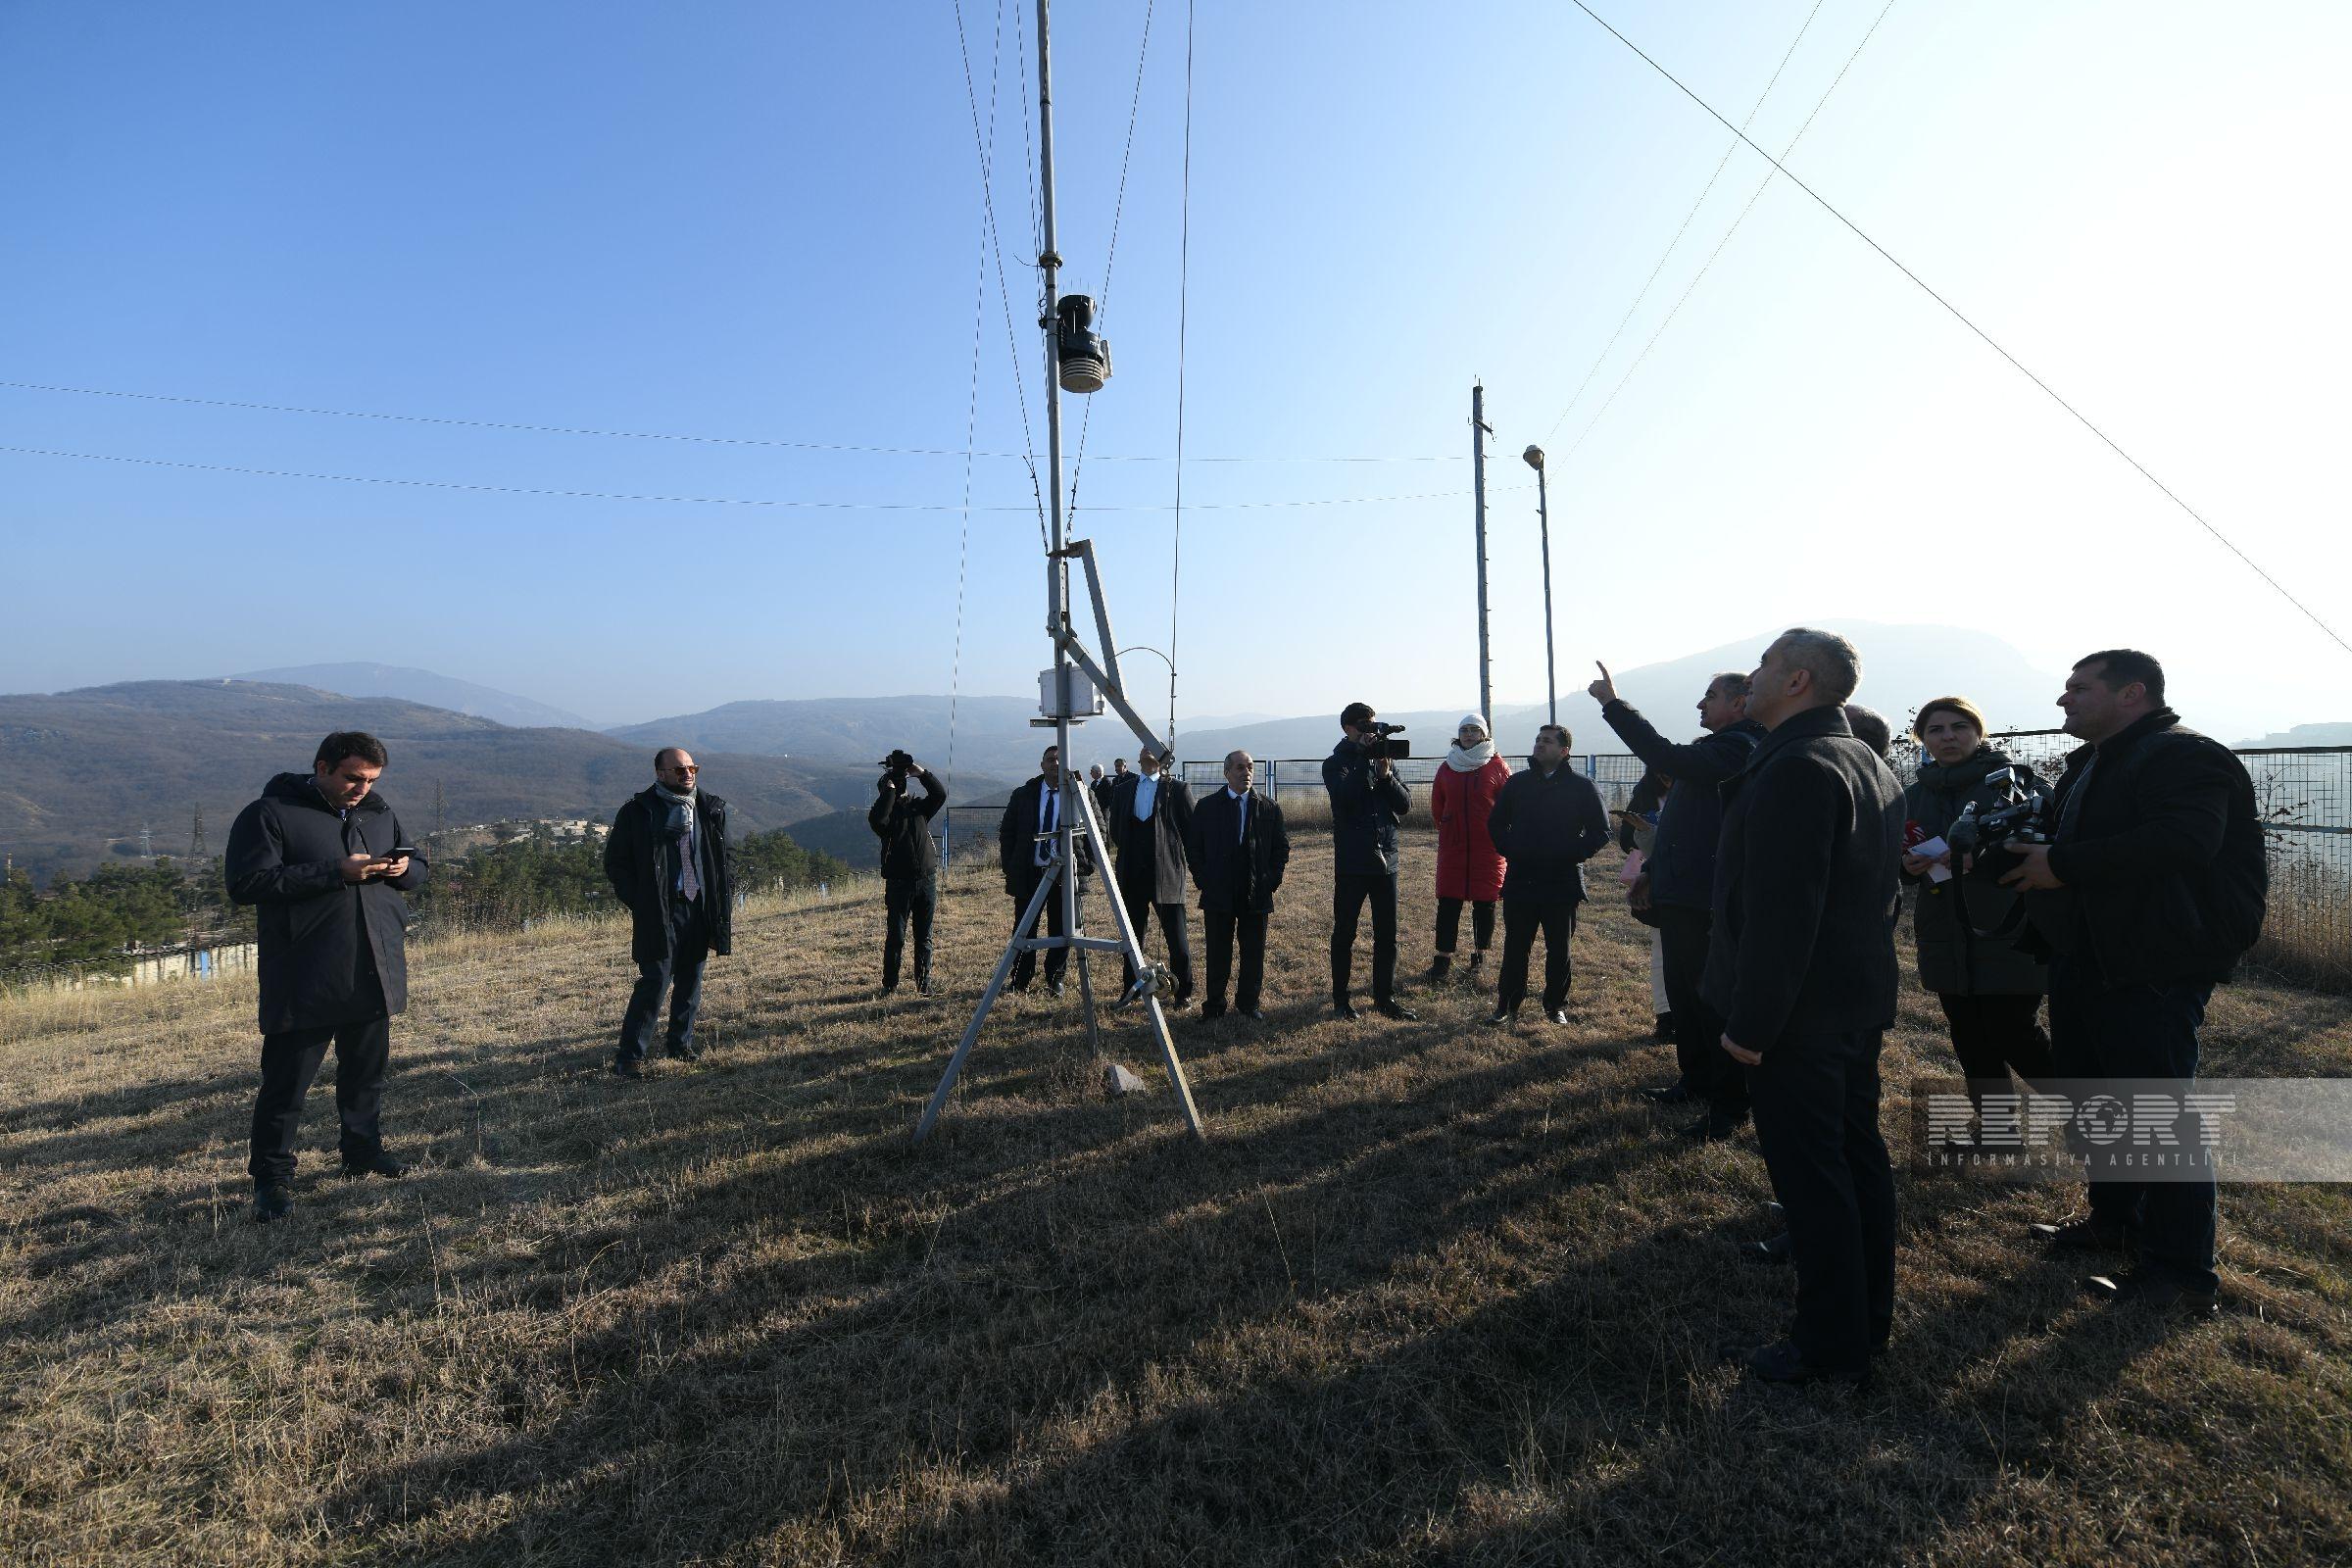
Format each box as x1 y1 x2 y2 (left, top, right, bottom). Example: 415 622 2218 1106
1652 1012 1676 1042
252 1185 293 1223
2033 1217 2140 1255
1684 1110 1747 1143
1742 1231 1791 1266
663 1042 702 1062
1167 996 1194 1013
1638 1082 1691 1105
1545 1008 1571 1025
1333 1002 1362 1021
1199 1003 1228 1020
915 978 935 998
1740 1339 1866 1387
1240 1007 1266 1022
1374 1000 1417 1021
2082 1270 2219 1318
1484 1006 1517 1027
612 1058 646 1080
340 1152 409 1179
1047 982 1065 999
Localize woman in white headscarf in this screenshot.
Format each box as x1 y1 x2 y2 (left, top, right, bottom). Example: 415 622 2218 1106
1427 712 1510 984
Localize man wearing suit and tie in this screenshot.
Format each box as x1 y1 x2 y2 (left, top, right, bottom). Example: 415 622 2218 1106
998 743 1092 996
1108 744 1197 1009
1186 751 1291 1021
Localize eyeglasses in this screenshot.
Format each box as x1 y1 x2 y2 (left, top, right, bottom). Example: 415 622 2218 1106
668 763 700 774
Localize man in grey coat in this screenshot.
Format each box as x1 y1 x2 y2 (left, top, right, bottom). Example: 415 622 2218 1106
1108 745 1197 1008
225 730 428 1223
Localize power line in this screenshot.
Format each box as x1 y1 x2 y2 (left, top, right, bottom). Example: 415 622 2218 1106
1561 0 1892 465
1542 0 1827 443
1565 0 2352 660
0 441 1505 514
0 377 1462 465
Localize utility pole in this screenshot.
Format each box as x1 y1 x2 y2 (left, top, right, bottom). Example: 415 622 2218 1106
1470 381 1494 725
188 805 208 861
1524 444 1557 725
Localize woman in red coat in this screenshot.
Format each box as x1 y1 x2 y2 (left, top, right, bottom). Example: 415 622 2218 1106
1428 712 1510 985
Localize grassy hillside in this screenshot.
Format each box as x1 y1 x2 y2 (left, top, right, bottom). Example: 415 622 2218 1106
0 680 868 879
2 833 2346 1565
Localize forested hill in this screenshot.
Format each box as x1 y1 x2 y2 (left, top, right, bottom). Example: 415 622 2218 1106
0 681 869 880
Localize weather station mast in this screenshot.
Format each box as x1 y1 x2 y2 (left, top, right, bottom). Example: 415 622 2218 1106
916 0 1204 1144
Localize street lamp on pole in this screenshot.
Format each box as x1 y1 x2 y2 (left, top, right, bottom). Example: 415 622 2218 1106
1523 445 1557 726
1115 644 1178 751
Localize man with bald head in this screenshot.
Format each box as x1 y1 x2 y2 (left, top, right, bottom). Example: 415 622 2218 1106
1186 751 1291 1021
605 748 735 1077
1704 628 1905 1386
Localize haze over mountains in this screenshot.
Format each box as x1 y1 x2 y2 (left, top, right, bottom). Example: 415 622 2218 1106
234 662 603 731
0 682 872 879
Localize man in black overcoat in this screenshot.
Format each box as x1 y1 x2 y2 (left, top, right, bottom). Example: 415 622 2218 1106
2001 649 2266 1315
868 751 946 996
605 748 735 1077
1187 751 1291 1020
1703 628 1905 1386
1482 724 1610 1026
1323 702 1415 1020
998 743 1092 996
1108 745 1197 1008
225 730 429 1223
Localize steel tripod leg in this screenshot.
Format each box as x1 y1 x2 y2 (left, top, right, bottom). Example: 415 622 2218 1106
1070 784 1206 1139
915 861 1061 1143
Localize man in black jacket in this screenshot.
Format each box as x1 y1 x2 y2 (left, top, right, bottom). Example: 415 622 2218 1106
998 744 1092 996
1591 662 1767 1136
2001 650 2265 1315
1703 628 1905 1385
604 749 735 1078
868 751 946 996
1109 745 1197 1008
1187 751 1291 1020
225 731 428 1223
1483 724 1610 1025
1323 703 1416 1020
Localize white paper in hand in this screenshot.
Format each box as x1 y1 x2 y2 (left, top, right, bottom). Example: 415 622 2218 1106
1911 835 1955 884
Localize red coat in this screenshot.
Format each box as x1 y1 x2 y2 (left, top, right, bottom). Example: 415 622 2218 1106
1432 753 1510 901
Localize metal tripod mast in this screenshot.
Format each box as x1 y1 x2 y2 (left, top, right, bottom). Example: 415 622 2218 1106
916 0 1202 1145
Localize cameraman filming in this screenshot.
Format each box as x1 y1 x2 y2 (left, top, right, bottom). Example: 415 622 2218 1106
868 750 946 997
1324 702 1415 1021
2001 650 2266 1315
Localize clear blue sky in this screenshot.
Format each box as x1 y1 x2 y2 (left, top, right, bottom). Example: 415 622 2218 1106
3 2 2344 739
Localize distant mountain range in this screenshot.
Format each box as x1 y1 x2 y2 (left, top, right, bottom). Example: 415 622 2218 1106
233 662 601 731
608 695 1062 783
2233 722 2352 749
0 681 871 880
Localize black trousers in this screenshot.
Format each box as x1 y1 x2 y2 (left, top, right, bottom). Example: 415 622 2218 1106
1119 878 1194 1000
1202 906 1269 1012
249 1014 390 1187
1936 990 2054 1094
1435 897 1496 955
1658 903 1747 1117
618 897 710 1062
1007 865 1068 989
1745 1028 1896 1371
2047 956 2219 1294
1496 897 1576 1013
1330 871 1398 1004
883 875 936 990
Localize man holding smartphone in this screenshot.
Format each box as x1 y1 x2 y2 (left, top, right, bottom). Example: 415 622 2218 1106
225 731 429 1223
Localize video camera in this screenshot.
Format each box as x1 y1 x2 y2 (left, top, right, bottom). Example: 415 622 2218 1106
876 749 915 790
1945 765 2046 871
1361 720 1410 760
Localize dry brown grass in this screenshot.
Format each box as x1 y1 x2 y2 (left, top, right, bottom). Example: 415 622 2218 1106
2 832 2348 1566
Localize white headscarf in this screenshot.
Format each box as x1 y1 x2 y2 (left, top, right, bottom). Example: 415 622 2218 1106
1445 711 1495 772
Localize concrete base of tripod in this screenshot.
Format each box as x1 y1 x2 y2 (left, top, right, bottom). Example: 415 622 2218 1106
913 780 1204 1143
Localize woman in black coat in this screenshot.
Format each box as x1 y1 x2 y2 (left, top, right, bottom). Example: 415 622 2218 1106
1902 696 2055 1112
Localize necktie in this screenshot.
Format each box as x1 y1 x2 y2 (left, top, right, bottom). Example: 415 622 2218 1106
1038 786 1057 865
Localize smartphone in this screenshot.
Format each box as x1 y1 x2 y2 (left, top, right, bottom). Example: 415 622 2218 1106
384 846 417 858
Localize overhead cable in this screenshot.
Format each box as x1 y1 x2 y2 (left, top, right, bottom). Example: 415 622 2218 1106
1565 0 2352 659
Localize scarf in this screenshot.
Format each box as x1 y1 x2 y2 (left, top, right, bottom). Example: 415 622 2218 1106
1445 738 1496 772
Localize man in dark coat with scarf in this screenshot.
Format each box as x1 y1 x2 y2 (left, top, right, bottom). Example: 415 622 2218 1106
2001 650 2266 1316
1108 745 1197 1008
868 751 946 996
1591 662 1768 1139
1187 751 1291 1020
1483 723 1609 1025
1324 703 1416 1020
1704 628 1905 1386
225 731 428 1223
605 748 734 1077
